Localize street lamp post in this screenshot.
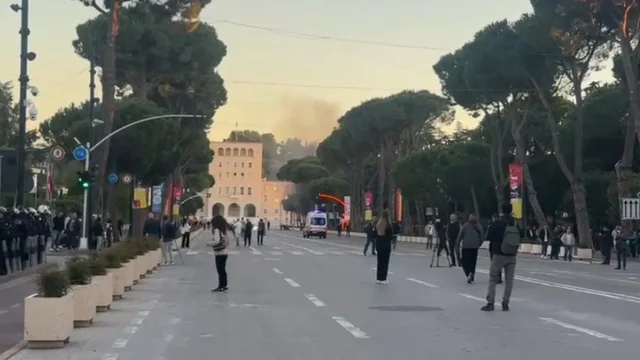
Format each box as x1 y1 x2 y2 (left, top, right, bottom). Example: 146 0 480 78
77 114 205 249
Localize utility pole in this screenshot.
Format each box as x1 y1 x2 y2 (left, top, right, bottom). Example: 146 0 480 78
87 35 97 246
14 0 31 207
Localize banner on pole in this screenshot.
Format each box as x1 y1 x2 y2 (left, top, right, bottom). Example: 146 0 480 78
509 163 523 219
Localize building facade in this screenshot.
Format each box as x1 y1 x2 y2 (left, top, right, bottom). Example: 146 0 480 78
196 141 294 224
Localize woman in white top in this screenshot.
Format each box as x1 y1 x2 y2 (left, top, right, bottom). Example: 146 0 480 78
208 215 231 292
561 227 575 262
180 218 192 248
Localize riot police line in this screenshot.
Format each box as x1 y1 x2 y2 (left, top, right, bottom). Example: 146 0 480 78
0 205 52 277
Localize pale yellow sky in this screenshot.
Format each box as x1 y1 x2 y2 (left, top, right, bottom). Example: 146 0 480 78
0 0 613 144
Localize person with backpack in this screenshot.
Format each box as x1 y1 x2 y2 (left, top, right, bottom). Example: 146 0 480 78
482 203 521 312
456 213 483 284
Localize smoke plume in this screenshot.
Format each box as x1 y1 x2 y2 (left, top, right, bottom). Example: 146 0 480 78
274 94 342 141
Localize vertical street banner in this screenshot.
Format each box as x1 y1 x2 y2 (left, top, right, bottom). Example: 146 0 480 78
343 195 351 219
395 189 403 221
509 163 523 219
364 191 373 221
134 188 148 209
151 184 163 214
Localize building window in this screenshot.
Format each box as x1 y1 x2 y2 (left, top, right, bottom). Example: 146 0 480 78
241 148 247 156
264 209 267 214
248 162 252 168
219 162 222 167
233 187 237 195
248 149 254 157
233 148 239 156
248 187 252 195
225 148 231 156
234 162 237 168
218 187 222 195
240 187 244 195
241 162 244 168
218 147 224 156
233 172 237 178
225 187 229 195
264 195 267 202
218 172 222 178
240 172 244 179
226 172 229 178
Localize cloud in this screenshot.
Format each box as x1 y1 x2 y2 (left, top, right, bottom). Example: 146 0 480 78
274 94 342 141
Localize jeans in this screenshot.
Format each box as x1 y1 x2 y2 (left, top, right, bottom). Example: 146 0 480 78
447 240 460 266
257 231 264 245
376 241 391 281
162 241 173 264
244 232 252 247
181 232 190 248
461 248 479 278
215 255 228 288
540 241 548 256
364 237 376 255
51 230 62 248
616 245 627 269
486 254 516 305
563 245 573 261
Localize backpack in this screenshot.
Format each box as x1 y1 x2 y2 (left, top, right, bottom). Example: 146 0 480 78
501 224 521 255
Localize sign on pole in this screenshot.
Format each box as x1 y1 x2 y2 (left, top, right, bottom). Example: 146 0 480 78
621 198 640 220
72 146 88 161
122 174 132 184
50 146 65 161
108 173 118 184
343 196 351 218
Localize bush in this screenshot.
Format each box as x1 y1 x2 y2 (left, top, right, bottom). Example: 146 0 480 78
87 253 108 276
144 237 160 250
66 256 92 285
116 243 137 261
100 247 123 268
36 267 71 298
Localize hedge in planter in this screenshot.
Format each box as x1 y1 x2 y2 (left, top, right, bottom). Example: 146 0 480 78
25 267 74 348
88 254 113 312
100 247 126 300
114 244 137 290
67 256 97 327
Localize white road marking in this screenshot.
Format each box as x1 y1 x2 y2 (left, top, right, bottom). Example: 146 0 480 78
163 334 174 342
304 294 326 307
112 339 128 348
201 334 213 338
271 251 282 255
349 251 362 255
476 269 640 304
332 316 369 339
227 251 239 255
186 251 198 255
170 317 181 325
406 277 440 288
291 251 304 255
137 311 149 317
102 354 118 360
540 317 622 342
393 253 408 256
285 243 324 255
284 278 300 287
459 293 485 302
329 251 345 255
628 277 637 280
372 267 394 275
131 318 144 325
264 258 281 261
123 326 138 334
0 310 7 316
207 251 214 255
10 303 21 309
272 268 283 274
274 247 281 250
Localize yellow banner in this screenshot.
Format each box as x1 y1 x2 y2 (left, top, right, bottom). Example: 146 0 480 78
173 204 180 216
364 210 372 221
133 188 148 209
511 199 522 219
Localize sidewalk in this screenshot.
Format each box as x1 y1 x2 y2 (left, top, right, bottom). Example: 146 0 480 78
0 255 68 358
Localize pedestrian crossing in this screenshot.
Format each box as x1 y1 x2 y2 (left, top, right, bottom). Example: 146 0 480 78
184 249 428 257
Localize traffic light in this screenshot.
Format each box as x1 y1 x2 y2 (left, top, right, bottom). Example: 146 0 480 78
76 171 92 189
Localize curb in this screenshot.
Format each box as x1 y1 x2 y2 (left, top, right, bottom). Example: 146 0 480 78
0 340 26 360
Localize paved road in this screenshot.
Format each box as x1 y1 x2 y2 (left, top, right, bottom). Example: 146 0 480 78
11 230 640 359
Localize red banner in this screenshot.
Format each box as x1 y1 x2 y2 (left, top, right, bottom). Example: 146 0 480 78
508 163 523 199
364 191 372 208
174 187 183 202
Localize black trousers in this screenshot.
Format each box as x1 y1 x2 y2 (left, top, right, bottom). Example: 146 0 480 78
376 242 391 281
257 231 264 245
602 245 611 264
244 232 252 246
461 248 479 277
541 241 548 256
447 240 458 266
181 232 190 248
364 237 376 255
437 240 449 257
215 255 228 288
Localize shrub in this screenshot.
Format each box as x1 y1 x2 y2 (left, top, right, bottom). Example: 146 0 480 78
36 267 71 298
66 256 92 285
144 237 160 250
100 247 123 268
87 253 108 276
116 243 136 261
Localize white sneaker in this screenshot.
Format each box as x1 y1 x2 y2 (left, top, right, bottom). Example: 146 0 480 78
381 280 389 285
170 261 174 265
376 280 382 284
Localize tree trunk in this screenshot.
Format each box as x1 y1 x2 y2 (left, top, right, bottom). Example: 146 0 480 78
618 33 640 145
414 200 425 235
376 145 385 217
470 184 480 216
616 115 635 227
572 181 592 248
489 136 505 209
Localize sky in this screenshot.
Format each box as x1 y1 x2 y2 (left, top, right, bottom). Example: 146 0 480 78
0 0 613 144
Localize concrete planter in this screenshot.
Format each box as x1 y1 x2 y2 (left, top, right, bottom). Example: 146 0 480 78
123 261 135 290
109 268 126 300
575 248 593 260
145 252 154 273
71 282 97 327
156 248 162 266
93 273 113 312
530 244 542 255
24 292 74 348
133 256 144 281
519 243 533 254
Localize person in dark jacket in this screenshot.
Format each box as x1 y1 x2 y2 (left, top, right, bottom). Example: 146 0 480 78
600 227 613 265
482 203 520 312
435 219 450 261
363 220 376 256
457 213 483 283
91 216 104 250
51 211 65 251
445 214 461 267
143 213 162 238
375 210 393 284
257 219 266 246
161 215 177 265
615 227 628 270
244 220 253 247
486 214 502 283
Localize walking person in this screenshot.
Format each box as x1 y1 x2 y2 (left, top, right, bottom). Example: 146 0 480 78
561 227 575 262
161 215 177 265
257 219 266 245
457 214 483 284
446 214 462 267
180 218 191 249
486 214 502 283
244 219 253 247
550 225 562 260
482 203 521 312
601 226 613 265
375 210 393 284
233 219 242 246
425 221 435 250
435 219 450 261
91 216 105 251
209 215 230 292
615 227 628 270
538 224 550 259
363 220 377 255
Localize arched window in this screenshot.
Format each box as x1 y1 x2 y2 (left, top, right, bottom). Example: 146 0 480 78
218 148 224 156
248 149 254 157
240 148 247 156
224 148 231 156
233 148 239 156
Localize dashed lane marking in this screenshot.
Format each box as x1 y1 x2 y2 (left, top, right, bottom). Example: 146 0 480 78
304 294 326 307
285 242 324 255
186 251 198 255
406 277 440 288
272 268 283 274
112 339 128 348
332 316 369 339
0 310 7 316
291 251 304 255
10 303 21 309
124 326 138 334
459 293 485 302
271 251 282 255
102 354 118 360
284 278 300 287
540 317 622 342
264 258 281 261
